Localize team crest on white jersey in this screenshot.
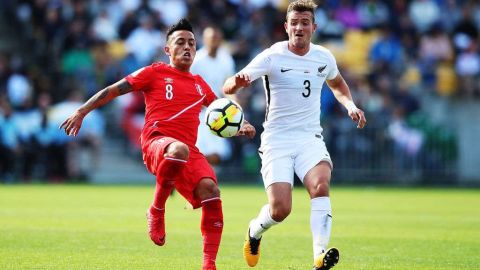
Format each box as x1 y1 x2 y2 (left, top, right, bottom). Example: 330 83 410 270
195 84 203 95
164 78 174 84
317 65 327 77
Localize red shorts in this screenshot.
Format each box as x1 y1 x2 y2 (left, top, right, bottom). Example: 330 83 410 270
142 136 217 209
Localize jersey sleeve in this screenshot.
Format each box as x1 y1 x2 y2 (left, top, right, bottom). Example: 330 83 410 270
198 76 217 106
239 48 272 81
326 51 339 80
125 65 155 92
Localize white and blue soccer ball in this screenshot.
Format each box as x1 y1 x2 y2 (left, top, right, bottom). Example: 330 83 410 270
205 98 244 138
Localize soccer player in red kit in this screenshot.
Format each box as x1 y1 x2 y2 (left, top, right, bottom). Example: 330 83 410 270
60 19 256 270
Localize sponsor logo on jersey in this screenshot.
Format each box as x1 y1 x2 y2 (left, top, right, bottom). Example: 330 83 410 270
195 84 203 95
317 65 327 77
280 68 292 73
164 78 174 84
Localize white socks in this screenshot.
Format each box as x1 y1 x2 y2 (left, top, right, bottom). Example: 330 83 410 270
311 197 332 259
248 197 332 260
249 204 279 240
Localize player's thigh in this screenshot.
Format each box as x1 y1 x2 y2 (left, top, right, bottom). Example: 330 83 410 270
260 150 295 188
143 136 179 175
294 138 333 183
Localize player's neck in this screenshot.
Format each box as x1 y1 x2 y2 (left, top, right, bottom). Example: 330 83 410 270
170 63 190 73
288 42 310 56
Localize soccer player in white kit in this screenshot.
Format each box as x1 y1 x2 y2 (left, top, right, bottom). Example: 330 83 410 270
223 1 367 269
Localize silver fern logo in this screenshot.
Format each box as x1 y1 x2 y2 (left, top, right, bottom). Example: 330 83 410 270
317 65 327 77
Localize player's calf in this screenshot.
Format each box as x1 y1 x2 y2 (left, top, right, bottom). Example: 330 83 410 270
201 197 223 269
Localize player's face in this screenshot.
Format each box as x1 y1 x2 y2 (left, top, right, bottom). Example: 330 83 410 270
285 11 317 50
165 30 196 71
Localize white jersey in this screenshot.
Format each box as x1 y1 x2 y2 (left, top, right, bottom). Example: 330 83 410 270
240 41 339 147
191 47 235 96
191 47 235 160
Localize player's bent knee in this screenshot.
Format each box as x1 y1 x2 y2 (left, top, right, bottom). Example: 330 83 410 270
195 178 220 200
165 141 189 160
309 181 330 197
270 204 291 222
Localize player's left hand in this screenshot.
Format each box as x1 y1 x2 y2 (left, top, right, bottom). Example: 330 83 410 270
237 120 256 138
348 107 367 129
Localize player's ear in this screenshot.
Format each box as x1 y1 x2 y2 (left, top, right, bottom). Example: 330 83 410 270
284 21 288 33
164 46 171 56
313 23 317 32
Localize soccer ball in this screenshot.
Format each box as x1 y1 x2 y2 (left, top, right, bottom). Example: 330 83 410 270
205 98 244 138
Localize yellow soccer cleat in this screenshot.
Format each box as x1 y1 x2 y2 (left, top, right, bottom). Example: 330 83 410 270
243 229 262 267
313 247 340 270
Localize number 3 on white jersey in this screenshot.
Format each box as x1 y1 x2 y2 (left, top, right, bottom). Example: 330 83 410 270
165 84 173 100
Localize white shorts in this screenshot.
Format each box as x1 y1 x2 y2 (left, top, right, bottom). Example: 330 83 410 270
258 134 333 188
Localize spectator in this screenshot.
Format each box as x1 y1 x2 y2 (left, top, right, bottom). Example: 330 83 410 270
368 24 404 74
357 0 389 29
92 9 118 42
48 90 105 180
335 0 360 30
0 97 18 182
455 39 480 97
125 14 164 66
388 105 424 179
419 24 453 63
408 0 440 34
191 26 235 165
6 69 32 109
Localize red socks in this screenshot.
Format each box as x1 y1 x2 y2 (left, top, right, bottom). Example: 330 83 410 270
201 198 223 269
152 157 186 209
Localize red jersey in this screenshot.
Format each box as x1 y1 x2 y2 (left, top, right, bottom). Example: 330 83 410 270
125 62 217 153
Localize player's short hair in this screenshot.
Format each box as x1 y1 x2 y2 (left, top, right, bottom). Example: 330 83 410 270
166 18 194 43
286 0 317 22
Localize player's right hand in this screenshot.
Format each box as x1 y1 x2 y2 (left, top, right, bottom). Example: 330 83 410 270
348 107 366 129
59 110 86 136
237 120 256 139
234 73 252 88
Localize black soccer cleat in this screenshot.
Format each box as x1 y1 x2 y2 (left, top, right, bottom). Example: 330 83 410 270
313 247 339 270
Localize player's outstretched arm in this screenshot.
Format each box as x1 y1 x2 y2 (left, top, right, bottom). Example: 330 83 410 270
223 73 251 95
60 79 133 136
327 73 367 129
236 120 256 139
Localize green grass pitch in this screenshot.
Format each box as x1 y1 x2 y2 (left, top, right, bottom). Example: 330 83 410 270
0 184 479 270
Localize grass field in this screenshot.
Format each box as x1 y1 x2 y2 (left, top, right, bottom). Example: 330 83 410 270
0 184 479 270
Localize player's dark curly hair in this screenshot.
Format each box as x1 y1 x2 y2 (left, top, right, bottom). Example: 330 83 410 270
166 18 194 43
286 0 317 22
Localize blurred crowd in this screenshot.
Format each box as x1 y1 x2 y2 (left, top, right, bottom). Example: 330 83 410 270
1 0 475 183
